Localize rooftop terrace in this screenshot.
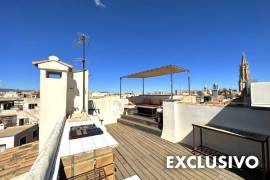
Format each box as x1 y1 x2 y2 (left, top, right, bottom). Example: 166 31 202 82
107 123 262 180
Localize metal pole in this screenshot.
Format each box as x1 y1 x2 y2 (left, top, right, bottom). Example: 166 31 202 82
187 70 191 95
262 142 266 178
200 128 203 151
120 77 122 98
266 139 269 171
142 78 145 95
192 125 195 154
170 67 173 99
82 35 86 112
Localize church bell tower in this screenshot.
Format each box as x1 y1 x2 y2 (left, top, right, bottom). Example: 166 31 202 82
239 52 251 94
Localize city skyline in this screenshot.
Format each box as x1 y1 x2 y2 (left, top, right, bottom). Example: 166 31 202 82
0 0 270 92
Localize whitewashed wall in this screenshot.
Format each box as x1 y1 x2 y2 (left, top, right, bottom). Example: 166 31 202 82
92 97 127 125
0 136 14 149
14 125 39 146
251 82 270 108
72 71 89 113
162 101 270 166
39 69 68 150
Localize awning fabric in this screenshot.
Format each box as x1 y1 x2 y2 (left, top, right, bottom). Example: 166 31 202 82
122 65 187 78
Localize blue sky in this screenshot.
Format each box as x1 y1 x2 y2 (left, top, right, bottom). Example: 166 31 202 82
0 0 270 93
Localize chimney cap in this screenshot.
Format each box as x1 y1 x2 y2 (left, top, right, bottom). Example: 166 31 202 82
48 55 59 61
33 55 72 69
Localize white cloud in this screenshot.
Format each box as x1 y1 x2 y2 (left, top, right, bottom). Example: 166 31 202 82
94 0 106 8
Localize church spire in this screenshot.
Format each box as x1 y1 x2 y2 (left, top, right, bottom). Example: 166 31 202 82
241 51 247 65
239 51 251 94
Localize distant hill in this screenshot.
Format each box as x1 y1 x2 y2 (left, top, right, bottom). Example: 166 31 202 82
0 88 16 92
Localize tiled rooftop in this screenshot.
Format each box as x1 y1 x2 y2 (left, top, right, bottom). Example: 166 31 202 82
0 124 36 138
0 141 38 179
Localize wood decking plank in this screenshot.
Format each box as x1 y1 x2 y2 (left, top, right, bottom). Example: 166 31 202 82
115 161 125 180
109 124 170 179
108 124 197 180
127 125 242 179
109 125 186 179
111 123 210 180
107 123 247 180
113 144 147 179
115 123 240 180
115 156 130 178
125 127 223 180
114 149 136 178
110 128 160 179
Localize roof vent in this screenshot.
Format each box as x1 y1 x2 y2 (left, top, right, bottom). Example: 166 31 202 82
48 55 59 61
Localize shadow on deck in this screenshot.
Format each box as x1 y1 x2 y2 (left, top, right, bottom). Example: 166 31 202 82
106 123 263 180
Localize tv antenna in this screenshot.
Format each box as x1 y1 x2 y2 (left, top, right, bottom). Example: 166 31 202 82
76 33 89 113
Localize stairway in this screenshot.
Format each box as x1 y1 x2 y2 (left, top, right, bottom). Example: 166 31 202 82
117 114 162 136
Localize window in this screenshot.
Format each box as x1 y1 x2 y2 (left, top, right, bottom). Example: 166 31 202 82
3 103 14 110
0 144 6 152
28 104 38 109
20 136 26 145
19 119 24 126
33 130 38 139
46 71 62 79
28 104 35 109
25 118 29 125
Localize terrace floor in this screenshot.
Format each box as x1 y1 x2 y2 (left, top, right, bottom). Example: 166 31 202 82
106 123 262 180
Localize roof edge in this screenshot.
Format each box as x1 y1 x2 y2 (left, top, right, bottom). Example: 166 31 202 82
32 59 73 69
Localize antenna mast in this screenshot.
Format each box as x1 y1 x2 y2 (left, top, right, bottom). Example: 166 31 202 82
76 33 89 112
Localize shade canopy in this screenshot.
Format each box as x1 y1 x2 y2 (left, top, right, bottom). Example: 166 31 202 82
122 65 187 79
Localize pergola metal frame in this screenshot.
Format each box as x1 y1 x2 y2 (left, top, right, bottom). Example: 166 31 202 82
120 65 191 99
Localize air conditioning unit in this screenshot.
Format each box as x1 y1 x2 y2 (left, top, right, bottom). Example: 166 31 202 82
251 82 270 108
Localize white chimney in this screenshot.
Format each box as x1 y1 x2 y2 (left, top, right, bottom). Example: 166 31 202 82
33 56 71 151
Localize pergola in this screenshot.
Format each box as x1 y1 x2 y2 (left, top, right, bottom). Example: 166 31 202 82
120 65 191 99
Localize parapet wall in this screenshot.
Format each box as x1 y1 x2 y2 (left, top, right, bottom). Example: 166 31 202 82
162 101 270 166
91 97 127 125
128 95 170 104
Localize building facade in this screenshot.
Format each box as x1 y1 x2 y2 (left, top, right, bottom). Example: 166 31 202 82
0 124 38 152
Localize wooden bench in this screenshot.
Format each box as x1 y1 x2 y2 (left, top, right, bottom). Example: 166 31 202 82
192 124 269 178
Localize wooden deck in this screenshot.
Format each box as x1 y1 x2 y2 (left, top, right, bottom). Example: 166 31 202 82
107 123 262 180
